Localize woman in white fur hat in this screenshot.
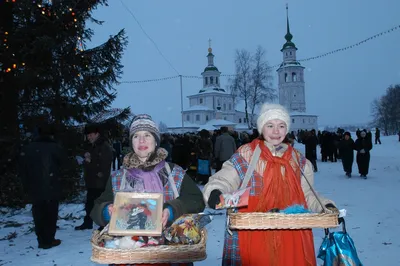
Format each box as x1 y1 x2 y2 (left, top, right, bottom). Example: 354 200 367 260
203 103 337 266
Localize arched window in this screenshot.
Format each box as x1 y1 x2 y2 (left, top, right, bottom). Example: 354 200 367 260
292 72 297 82
199 98 203 104
205 77 208 85
239 118 242 123
186 115 190 121
216 77 219 85
210 77 214 84
285 73 289 82
206 115 209 121
196 115 200 121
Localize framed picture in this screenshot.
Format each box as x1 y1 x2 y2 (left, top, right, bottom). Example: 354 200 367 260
108 192 164 236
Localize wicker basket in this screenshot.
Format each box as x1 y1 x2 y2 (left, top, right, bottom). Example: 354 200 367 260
228 211 339 230
91 229 207 264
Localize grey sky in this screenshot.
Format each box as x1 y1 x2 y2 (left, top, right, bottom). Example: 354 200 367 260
88 0 400 128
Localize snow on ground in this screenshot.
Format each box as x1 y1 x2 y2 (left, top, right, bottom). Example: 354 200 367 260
1 135 399 266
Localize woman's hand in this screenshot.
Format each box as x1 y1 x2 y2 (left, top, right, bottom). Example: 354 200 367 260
107 204 114 216
161 208 170 228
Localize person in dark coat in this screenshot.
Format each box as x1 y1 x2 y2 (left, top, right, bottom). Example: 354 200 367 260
75 123 113 230
303 130 318 172
214 126 237 172
19 125 66 249
320 131 331 162
375 128 381 144
354 130 373 179
160 134 173 162
339 132 355 177
195 129 213 185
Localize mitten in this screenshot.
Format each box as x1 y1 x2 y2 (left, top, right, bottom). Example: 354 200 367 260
325 203 343 224
207 190 222 209
325 203 338 213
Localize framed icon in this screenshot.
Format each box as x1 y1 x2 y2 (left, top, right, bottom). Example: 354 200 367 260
108 192 164 236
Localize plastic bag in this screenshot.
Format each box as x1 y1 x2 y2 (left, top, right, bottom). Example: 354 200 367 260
317 219 363 266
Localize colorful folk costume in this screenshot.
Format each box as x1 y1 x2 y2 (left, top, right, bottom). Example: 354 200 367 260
204 103 336 266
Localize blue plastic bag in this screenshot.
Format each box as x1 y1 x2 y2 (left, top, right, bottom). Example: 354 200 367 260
317 219 363 266
197 159 210 175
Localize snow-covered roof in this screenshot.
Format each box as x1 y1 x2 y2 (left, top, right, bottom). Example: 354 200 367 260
167 121 200 129
184 105 213 111
234 124 252 130
187 89 229 97
196 124 217 131
205 119 236 127
290 111 318 117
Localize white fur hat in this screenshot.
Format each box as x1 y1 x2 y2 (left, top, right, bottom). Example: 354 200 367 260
257 103 290 134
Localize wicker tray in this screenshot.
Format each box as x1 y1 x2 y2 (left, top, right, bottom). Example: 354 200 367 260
229 212 339 230
91 229 207 264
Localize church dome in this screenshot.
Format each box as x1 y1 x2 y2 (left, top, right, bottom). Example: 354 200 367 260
203 65 219 72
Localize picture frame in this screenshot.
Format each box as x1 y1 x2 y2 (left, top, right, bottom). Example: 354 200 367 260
108 192 164 236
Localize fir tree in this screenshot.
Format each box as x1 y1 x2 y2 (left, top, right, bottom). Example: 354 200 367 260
0 0 128 206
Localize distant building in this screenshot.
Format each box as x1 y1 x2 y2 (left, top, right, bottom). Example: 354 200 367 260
168 5 318 133
167 43 251 133
277 5 318 132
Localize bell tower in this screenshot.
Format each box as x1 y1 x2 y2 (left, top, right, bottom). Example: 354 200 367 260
277 4 306 112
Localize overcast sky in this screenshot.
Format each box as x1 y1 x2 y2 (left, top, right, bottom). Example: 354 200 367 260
88 0 400 127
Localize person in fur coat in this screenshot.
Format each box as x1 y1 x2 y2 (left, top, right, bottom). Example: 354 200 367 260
90 114 205 266
203 103 338 266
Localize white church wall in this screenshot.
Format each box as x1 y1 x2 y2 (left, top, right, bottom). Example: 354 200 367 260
291 116 318 131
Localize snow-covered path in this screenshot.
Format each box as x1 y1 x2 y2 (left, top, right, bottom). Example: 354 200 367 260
1 135 399 266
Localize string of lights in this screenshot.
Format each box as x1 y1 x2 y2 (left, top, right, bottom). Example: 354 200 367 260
119 75 180 84
1 0 89 74
120 24 400 83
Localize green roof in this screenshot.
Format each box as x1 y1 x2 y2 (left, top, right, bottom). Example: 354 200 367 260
203 66 219 72
198 87 226 93
281 41 297 51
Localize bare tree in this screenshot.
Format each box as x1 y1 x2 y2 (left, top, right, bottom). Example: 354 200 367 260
158 121 168 133
371 98 389 135
371 84 400 135
229 49 252 128
229 47 275 129
249 46 276 127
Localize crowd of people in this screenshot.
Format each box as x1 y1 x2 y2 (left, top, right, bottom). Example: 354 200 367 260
19 102 393 265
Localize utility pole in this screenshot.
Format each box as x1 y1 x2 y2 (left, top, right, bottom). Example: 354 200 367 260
179 75 183 128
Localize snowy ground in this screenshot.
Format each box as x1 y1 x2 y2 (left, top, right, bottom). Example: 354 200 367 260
1 134 399 266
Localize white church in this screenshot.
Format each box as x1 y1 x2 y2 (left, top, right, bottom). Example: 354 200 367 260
168 6 318 133
167 45 251 133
